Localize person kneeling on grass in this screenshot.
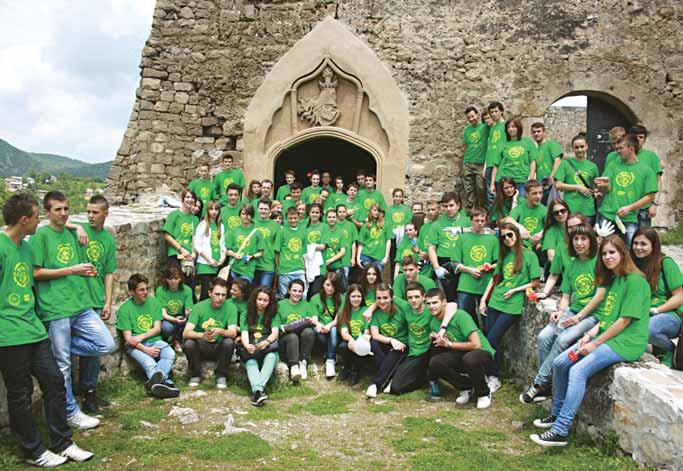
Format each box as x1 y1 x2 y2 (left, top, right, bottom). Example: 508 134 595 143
117 274 179 399
182 277 238 389
426 288 495 408
530 235 649 447
238 287 280 407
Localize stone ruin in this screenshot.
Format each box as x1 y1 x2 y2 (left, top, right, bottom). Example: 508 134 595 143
107 0 683 227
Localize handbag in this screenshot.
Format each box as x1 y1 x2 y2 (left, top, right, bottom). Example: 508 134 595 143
280 317 314 335
218 227 260 281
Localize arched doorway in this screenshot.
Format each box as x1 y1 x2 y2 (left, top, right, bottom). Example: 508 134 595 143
273 136 377 190
544 91 638 171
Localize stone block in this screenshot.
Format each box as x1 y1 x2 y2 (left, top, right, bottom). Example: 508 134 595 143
175 92 189 104
174 82 193 92
141 78 161 90
150 164 165 174
159 90 175 102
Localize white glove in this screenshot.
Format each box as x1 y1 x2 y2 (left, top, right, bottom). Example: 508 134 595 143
594 220 615 238
435 266 448 279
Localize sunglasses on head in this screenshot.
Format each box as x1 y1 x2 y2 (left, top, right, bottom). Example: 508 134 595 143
553 208 568 216
500 232 515 240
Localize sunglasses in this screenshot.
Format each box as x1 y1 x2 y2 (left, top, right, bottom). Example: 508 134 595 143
553 208 568 216
500 232 515 240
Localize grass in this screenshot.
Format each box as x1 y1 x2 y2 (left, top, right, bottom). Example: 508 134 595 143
659 222 683 245
287 391 355 415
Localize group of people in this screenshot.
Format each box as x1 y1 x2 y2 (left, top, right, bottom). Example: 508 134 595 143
0 103 681 467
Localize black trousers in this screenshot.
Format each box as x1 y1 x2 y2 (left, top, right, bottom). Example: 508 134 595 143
279 328 315 366
435 256 458 302
428 348 493 397
183 338 235 378
370 340 406 388
338 341 362 372
390 353 429 394
0 339 72 459
196 274 215 301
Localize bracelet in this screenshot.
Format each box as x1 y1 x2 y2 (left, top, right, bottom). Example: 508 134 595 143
440 325 448 330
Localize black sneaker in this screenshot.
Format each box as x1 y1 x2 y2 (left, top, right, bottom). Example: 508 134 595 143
347 370 360 386
519 384 550 404
151 382 180 399
337 367 351 382
530 430 568 447
251 391 264 407
145 371 164 392
82 390 99 413
533 415 556 429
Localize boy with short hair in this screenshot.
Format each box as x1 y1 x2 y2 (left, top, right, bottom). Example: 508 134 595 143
321 171 334 193
530 122 563 205
117 274 179 399
254 199 280 289
461 106 489 210
336 204 359 283
214 154 244 205
506 180 547 246
188 163 216 217
358 174 387 221
220 183 242 230
392 257 436 301
345 182 364 228
483 102 507 205
282 182 303 214
182 278 238 389
276 169 296 203
275 207 307 297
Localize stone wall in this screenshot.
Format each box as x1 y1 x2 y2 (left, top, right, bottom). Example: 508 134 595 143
107 0 683 227
543 106 587 155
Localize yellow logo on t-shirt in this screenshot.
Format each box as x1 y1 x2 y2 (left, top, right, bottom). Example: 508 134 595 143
508 146 524 159
469 130 481 144
523 217 539 233
86 240 104 263
200 187 211 199
286 313 301 323
180 223 193 237
228 216 240 229
363 198 375 210
615 171 635 188
370 227 382 239
167 299 182 316
13 262 29 288
56 243 74 265
210 231 220 247
236 235 246 247
349 319 363 337
329 237 340 249
470 245 487 263
503 262 515 279
308 231 322 243
223 178 234 190
287 237 302 253
491 129 501 144
409 323 426 337
136 313 154 331
8 293 20 307
258 227 271 238
202 317 218 331
380 322 397 337
392 212 404 224
574 274 594 296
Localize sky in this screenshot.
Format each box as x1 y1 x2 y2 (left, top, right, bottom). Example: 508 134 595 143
0 0 155 163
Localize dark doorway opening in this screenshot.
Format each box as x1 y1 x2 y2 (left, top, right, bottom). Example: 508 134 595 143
585 95 636 172
273 136 377 190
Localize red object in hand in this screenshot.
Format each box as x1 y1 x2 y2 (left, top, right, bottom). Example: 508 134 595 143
482 263 492 272
526 288 538 302
568 350 581 362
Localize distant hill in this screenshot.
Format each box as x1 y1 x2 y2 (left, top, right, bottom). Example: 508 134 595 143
0 138 112 180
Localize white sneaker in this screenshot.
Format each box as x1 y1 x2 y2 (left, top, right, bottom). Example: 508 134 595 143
26 449 67 467
59 443 94 462
216 377 227 390
365 384 378 398
325 359 336 378
455 389 472 405
189 377 201 388
67 411 100 430
383 381 392 394
487 376 502 394
290 364 301 382
299 360 308 380
477 393 492 409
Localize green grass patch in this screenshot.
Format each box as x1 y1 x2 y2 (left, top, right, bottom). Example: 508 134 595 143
383 389 427 402
369 403 395 413
660 224 683 245
245 404 289 421
288 391 356 416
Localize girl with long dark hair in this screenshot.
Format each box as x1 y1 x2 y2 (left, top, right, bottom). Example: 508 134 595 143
337 284 369 384
310 272 343 378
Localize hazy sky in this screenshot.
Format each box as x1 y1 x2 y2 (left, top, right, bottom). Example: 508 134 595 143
0 0 155 163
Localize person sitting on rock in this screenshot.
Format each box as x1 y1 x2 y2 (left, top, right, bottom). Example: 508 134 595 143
182 277 238 389
117 273 179 399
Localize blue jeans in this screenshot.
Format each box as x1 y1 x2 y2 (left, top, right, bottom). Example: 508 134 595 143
253 270 275 289
534 310 598 387
648 312 682 352
485 307 519 378
126 340 175 381
638 208 651 227
317 327 339 360
484 166 494 206
245 353 279 394
515 183 526 197
457 292 483 329
360 254 384 273
551 343 624 436
278 270 306 298
47 309 116 418
597 214 638 247
161 319 186 344
78 308 105 391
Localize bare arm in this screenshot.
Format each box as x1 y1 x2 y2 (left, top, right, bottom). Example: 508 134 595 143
652 286 683 315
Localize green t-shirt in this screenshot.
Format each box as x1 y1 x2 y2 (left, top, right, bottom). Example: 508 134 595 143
187 298 237 342
601 273 650 362
652 257 683 317
488 249 541 315
275 184 291 203
485 120 507 168
226 224 263 279
541 224 566 254
509 202 547 240
345 198 364 224
392 274 436 301
116 296 163 343
357 189 387 221
535 139 563 180
341 307 369 338
599 159 658 224
494 137 539 184
214 169 245 205
162 210 199 256
220 204 241 231
188 178 216 216
77 223 116 309
404 307 433 357
604 150 620 173
555 158 599 217
549 244 569 276
239 311 281 338
275 225 306 274
0 233 48 347
196 221 222 275
338 220 358 267
321 224 350 272
309 293 343 325
394 236 422 264
227 298 248 328
254 218 279 272
386 204 411 234
490 199 512 223
277 298 313 324
29 226 90 321
306 221 325 245
560 256 598 313
430 310 495 357
365 288 376 306
463 122 489 165
429 212 472 260
454 232 499 295
301 186 322 205
359 222 391 261
155 285 193 317
369 298 409 344
325 192 346 213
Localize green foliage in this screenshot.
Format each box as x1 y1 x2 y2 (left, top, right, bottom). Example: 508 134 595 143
288 391 355 415
659 224 683 245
